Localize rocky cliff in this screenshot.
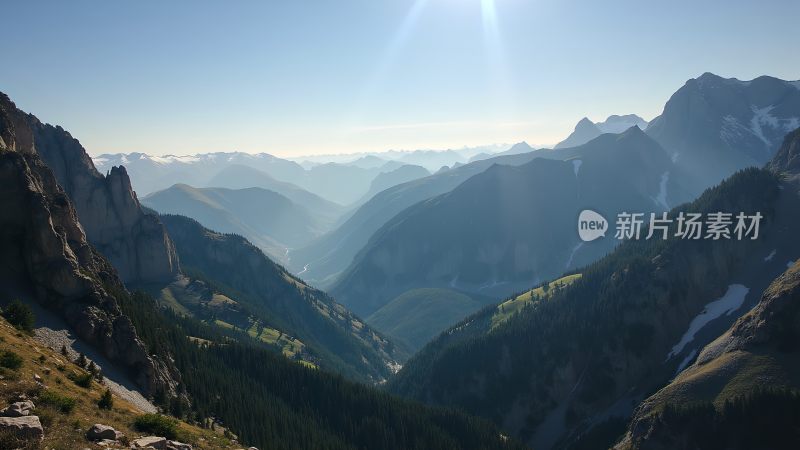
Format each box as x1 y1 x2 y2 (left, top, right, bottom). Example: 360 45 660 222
768 127 800 178
0 92 176 397
15 103 178 284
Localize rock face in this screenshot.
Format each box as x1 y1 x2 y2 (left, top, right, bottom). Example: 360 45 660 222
646 73 800 193
21 106 178 284
0 416 44 441
0 92 177 397
768 127 800 178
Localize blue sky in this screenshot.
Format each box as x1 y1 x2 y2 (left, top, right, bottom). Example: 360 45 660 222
2 0 798 156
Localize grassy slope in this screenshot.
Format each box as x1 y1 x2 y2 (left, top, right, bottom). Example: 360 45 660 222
0 318 237 449
367 288 481 351
492 274 583 328
152 278 308 361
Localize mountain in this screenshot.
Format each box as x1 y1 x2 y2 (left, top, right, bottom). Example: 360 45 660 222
297 162 389 205
615 261 800 450
344 154 389 169
142 184 326 261
332 128 680 319
20 110 178 285
205 164 346 224
388 149 800 449
554 115 649 149
356 164 430 205
469 142 535 163
0 92 176 397
157 213 407 382
646 73 800 194
94 152 390 205
287 149 546 287
366 288 482 350
599 114 650 133
395 149 468 171
613 128 800 450
554 118 602 149
93 151 307 196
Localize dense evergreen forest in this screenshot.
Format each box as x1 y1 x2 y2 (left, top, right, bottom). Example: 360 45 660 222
112 286 521 450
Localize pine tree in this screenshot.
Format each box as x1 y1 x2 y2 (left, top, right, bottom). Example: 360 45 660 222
98 389 113 410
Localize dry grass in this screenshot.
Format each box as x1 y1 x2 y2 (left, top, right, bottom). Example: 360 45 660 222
0 317 239 449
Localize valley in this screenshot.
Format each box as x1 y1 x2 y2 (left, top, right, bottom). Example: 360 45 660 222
2 4 799 447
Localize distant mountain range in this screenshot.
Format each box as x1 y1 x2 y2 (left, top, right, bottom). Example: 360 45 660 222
94 144 512 204
287 146 545 288
94 151 397 205
554 114 649 149
293 144 510 171
331 127 682 321
142 184 326 261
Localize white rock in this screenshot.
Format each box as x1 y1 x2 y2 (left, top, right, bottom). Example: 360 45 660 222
0 415 44 440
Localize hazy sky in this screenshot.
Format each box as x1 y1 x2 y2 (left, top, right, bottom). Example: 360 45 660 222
2 0 798 157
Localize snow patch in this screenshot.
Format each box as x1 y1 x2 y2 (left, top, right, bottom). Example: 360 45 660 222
651 171 670 210
749 106 799 148
671 153 679 163
789 260 797 269
720 115 752 147
297 264 309 276
565 242 583 270
764 250 776 262
572 159 583 177
667 284 749 359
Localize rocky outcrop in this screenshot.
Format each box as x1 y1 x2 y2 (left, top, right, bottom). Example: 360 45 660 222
768 127 800 178
0 401 35 417
19 104 178 284
0 416 44 441
133 436 167 449
0 92 177 397
167 440 194 450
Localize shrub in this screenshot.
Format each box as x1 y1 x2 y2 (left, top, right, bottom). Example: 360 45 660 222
68 371 93 388
39 390 77 414
134 414 178 440
98 389 113 410
1 300 35 333
0 350 23 370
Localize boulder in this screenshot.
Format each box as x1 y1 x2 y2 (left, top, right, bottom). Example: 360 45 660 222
0 415 44 440
0 401 35 417
132 436 167 449
166 440 193 450
86 423 123 441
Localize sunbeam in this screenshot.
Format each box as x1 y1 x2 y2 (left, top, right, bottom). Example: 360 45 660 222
353 0 430 120
480 0 514 117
